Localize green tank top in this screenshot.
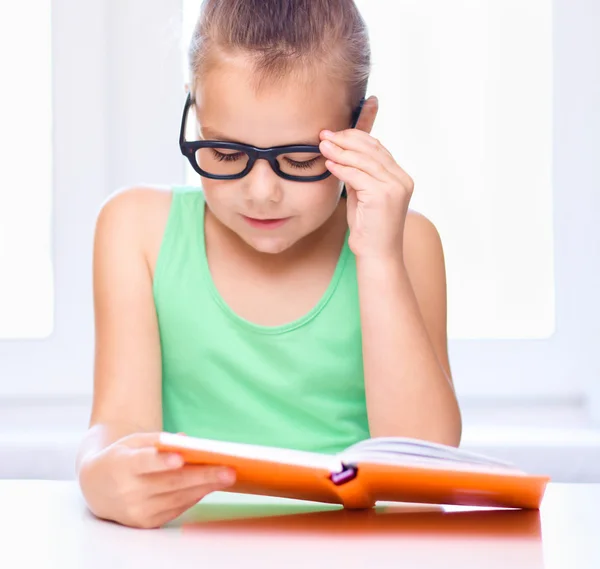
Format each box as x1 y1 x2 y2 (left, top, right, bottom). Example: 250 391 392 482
153 186 369 454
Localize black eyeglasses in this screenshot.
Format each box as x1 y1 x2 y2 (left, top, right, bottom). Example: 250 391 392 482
179 93 365 182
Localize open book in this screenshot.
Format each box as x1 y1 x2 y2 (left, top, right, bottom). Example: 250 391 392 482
155 434 550 509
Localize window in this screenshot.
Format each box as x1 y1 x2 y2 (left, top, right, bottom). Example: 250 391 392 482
357 0 554 341
1 0 597 423
0 0 53 339
0 0 108 399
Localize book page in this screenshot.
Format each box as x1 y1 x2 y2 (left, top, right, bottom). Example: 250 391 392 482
159 433 344 473
340 437 522 474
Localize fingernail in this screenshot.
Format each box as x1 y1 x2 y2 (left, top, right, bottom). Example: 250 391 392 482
320 140 333 150
218 469 236 484
321 130 335 139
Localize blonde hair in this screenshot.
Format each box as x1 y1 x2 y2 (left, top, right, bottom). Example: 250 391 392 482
188 0 371 108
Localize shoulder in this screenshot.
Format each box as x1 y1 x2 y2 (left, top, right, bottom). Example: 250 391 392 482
96 186 173 227
403 209 445 267
95 186 174 271
401 209 447 313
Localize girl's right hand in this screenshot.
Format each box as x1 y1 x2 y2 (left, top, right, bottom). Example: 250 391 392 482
78 432 236 529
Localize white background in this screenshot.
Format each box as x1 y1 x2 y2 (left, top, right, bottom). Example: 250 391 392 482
0 0 599 478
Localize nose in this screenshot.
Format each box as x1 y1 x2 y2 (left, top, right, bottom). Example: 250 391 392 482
242 158 283 205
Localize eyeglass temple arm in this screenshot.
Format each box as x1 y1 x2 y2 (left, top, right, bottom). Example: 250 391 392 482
179 92 194 146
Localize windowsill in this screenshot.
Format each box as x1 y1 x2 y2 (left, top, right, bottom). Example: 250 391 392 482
1 394 597 480
1 426 599 482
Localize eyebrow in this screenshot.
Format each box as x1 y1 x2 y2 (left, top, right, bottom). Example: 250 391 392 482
199 126 320 147
200 126 243 143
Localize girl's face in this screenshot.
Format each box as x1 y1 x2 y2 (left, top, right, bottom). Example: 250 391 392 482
193 55 355 255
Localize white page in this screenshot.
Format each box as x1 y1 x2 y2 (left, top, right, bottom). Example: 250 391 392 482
340 452 525 475
340 437 520 472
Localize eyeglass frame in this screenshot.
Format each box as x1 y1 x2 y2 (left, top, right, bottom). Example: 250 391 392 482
178 92 365 182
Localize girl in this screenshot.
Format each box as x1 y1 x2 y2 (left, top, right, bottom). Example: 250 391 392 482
77 0 461 529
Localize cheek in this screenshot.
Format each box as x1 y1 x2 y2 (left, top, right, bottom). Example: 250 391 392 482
292 180 343 220
201 181 238 214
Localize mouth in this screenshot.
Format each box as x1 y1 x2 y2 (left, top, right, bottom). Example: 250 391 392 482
242 215 291 230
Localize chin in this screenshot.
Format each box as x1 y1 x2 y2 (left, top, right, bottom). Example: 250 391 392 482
244 234 298 255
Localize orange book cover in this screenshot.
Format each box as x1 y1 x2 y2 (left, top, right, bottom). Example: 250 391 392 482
155 434 550 510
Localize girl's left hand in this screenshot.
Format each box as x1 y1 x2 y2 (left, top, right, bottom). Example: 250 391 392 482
319 129 414 260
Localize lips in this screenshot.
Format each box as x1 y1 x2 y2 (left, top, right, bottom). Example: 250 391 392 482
242 215 290 230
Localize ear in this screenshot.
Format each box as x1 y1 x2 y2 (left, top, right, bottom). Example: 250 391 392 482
354 95 379 134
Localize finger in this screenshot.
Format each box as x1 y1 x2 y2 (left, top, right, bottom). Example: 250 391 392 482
149 486 224 528
320 140 392 183
323 131 414 190
321 129 394 163
149 465 236 494
326 160 382 192
321 129 413 186
131 447 184 474
152 481 229 517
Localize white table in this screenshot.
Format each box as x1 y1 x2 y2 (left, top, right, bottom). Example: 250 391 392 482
0 481 598 569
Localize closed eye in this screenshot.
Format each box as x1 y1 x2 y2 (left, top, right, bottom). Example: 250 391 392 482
283 157 321 170
211 149 245 162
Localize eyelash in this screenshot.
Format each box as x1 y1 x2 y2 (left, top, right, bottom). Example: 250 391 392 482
211 149 320 170
283 157 320 170
211 150 244 163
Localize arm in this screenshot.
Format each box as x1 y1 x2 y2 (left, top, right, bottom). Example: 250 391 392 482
76 187 164 474
77 188 235 528
318 118 461 446
357 212 461 445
